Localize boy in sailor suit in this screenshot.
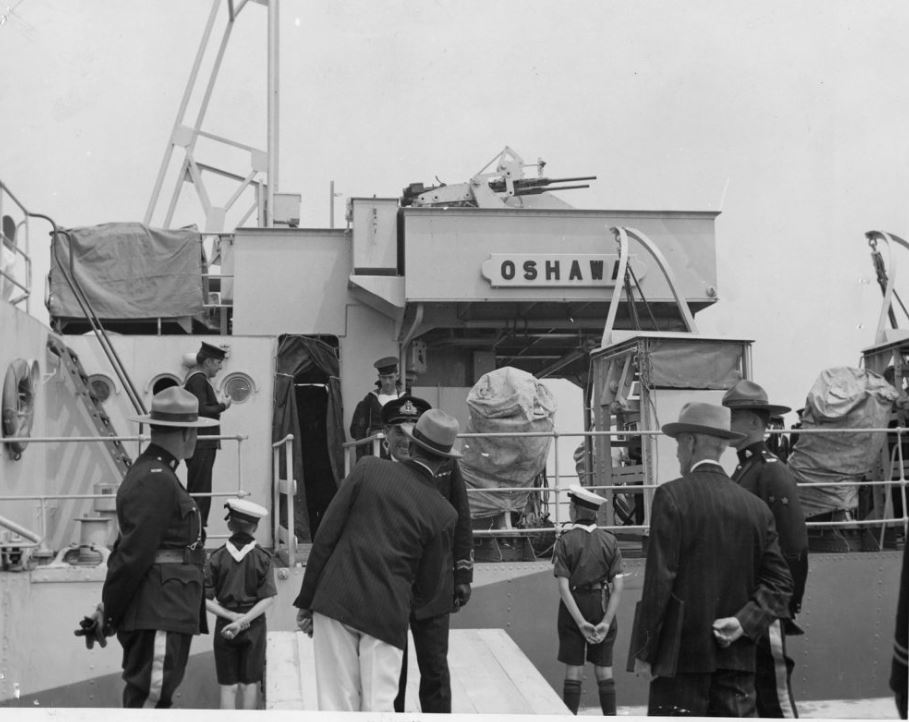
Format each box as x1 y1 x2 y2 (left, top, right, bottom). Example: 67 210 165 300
204 498 277 709
553 485 624 715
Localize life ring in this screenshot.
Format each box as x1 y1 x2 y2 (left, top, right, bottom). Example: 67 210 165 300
2 358 36 461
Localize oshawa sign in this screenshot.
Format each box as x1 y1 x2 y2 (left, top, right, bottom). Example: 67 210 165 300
480 254 644 288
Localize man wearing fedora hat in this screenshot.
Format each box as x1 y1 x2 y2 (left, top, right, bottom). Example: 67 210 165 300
75 386 218 708
294 408 461 711
349 355 403 460
381 396 474 714
724 379 808 718
631 402 793 717
184 341 232 527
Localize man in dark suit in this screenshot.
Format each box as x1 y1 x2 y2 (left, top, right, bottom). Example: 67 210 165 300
631 402 793 717
381 395 474 714
76 387 217 707
184 341 232 527
724 379 809 717
294 409 460 711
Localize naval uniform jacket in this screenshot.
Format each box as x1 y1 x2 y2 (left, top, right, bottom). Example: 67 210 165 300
102 444 206 635
184 370 226 450
733 441 809 617
635 461 793 674
294 456 457 649
412 459 474 620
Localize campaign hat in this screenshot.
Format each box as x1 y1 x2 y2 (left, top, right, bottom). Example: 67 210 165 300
567 485 607 511
662 402 745 441
381 394 431 427
198 341 227 361
374 356 399 375
402 408 462 458
131 386 219 428
224 497 268 524
721 379 791 416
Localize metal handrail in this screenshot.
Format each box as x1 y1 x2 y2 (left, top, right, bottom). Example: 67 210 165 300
271 434 296 566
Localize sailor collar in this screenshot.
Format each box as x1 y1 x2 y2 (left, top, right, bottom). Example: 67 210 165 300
226 533 258 562
566 522 598 534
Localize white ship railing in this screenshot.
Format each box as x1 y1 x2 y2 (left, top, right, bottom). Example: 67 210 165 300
0 433 251 551
343 427 909 543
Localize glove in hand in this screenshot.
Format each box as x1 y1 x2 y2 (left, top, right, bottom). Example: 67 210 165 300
74 606 111 650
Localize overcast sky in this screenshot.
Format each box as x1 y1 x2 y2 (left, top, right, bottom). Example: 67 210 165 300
3 0 909 421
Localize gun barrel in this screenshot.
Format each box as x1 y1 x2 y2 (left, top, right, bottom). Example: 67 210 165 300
514 183 591 197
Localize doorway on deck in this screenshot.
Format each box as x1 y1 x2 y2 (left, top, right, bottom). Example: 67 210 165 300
274 335 344 543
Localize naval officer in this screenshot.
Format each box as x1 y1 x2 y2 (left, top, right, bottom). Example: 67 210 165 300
349 355 403 459
76 386 218 708
184 341 232 527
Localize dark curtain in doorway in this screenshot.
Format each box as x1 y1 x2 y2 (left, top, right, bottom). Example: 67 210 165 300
273 336 344 542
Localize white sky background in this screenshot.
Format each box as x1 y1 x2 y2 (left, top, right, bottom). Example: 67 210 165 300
2 0 909 426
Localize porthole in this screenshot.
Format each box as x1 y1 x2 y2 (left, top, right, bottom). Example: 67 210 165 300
2 358 37 460
149 373 181 396
87 374 115 403
222 372 255 404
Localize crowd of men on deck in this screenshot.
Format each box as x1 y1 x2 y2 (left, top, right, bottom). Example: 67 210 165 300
74 351 907 718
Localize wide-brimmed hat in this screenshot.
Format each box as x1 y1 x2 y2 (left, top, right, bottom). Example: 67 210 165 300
567 485 607 511
374 356 399 375
224 498 268 524
662 402 745 441
402 408 462 458
721 379 791 416
382 394 431 427
131 386 220 428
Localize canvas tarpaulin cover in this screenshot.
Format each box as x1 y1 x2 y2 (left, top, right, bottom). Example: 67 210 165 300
790 366 898 518
460 366 556 518
641 338 745 389
47 223 204 319
273 336 344 542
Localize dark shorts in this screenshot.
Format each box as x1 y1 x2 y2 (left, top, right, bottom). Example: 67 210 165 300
557 591 617 666
213 615 267 685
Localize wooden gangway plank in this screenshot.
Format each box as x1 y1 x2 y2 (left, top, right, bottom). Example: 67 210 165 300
266 628 569 715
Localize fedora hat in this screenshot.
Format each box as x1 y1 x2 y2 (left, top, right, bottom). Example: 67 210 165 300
722 379 791 416
381 394 431 427
131 386 220 428
662 402 745 441
402 408 462 458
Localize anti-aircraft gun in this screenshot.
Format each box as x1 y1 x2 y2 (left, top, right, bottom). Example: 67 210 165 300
401 146 596 209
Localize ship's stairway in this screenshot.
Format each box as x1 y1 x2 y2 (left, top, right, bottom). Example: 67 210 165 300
266 628 570 714
47 335 132 476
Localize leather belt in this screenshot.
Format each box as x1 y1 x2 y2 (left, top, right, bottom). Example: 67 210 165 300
154 548 205 565
571 582 605 592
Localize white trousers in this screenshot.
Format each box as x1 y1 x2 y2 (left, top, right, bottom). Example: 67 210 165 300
312 611 403 711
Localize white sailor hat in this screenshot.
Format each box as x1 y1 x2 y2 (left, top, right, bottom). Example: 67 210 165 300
224 498 268 524
567 485 607 511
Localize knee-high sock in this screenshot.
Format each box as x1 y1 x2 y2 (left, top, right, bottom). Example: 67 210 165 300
598 678 616 715
563 679 581 714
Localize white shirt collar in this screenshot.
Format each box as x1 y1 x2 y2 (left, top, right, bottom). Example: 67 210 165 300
690 458 723 472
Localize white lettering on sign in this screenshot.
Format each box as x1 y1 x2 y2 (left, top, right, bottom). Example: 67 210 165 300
480 254 644 287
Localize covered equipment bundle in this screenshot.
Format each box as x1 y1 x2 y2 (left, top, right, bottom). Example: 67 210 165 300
790 366 898 518
459 366 556 518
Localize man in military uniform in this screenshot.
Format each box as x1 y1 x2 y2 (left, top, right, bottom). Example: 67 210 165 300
724 379 809 718
349 356 402 459
382 396 474 714
76 386 218 708
184 341 232 527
